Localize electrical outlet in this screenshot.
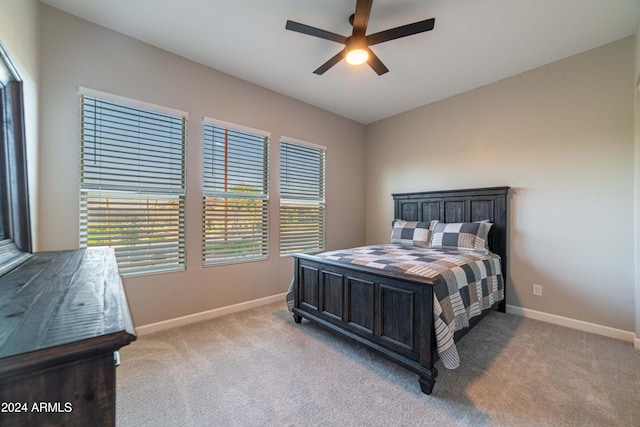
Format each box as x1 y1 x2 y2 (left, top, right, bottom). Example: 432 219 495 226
533 284 543 297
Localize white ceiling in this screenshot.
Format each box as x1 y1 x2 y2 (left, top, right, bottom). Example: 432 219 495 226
41 0 640 124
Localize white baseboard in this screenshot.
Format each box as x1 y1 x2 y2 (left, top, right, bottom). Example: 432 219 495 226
135 292 287 336
134 296 639 349
506 304 636 345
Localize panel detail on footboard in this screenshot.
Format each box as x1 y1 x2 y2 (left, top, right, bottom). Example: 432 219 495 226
300 265 319 311
379 285 415 352
347 277 374 333
321 271 343 321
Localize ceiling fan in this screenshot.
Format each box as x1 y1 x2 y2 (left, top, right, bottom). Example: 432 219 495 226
285 0 435 76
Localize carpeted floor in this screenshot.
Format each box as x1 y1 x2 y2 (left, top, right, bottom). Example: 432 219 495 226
116 302 640 426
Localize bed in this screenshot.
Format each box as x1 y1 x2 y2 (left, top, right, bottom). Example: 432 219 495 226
288 186 509 394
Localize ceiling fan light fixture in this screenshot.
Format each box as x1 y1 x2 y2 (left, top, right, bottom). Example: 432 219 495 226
286 0 435 75
346 47 369 65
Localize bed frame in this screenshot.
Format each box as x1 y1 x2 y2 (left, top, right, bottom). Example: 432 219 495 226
291 186 509 394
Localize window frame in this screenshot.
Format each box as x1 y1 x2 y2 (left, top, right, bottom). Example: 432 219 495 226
202 118 270 266
78 88 187 276
0 42 32 276
279 137 326 256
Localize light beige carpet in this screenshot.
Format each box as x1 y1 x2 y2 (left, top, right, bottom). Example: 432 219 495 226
116 302 640 426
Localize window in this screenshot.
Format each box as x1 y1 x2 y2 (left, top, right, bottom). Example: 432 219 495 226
0 43 32 276
79 91 186 275
202 119 269 265
279 139 326 255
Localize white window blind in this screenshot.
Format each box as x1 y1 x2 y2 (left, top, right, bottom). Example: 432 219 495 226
79 94 186 275
203 120 269 264
279 139 326 255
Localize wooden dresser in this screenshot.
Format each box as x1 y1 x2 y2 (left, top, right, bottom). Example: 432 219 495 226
0 247 136 426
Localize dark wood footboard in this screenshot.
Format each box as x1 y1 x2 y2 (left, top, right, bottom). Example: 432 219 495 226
292 254 441 394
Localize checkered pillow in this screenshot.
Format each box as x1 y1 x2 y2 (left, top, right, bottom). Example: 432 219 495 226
429 221 493 253
390 220 436 247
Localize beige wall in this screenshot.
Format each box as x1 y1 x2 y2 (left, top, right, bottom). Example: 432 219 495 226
0 0 39 249
38 5 366 326
365 37 636 332
29 3 640 337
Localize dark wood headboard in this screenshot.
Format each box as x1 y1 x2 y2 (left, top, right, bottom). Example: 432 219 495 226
392 186 510 296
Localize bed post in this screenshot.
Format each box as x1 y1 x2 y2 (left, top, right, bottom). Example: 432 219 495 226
292 257 303 323
418 284 438 394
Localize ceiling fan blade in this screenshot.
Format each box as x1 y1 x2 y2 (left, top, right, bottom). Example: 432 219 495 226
366 18 435 46
286 20 347 44
313 49 346 75
366 49 389 75
352 0 373 36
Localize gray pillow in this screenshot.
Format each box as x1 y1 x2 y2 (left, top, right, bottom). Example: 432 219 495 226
390 219 437 247
429 221 492 253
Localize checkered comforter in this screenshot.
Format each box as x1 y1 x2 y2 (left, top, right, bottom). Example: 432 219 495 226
311 244 504 369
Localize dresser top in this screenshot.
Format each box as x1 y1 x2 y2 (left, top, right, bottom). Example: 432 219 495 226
0 247 136 361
